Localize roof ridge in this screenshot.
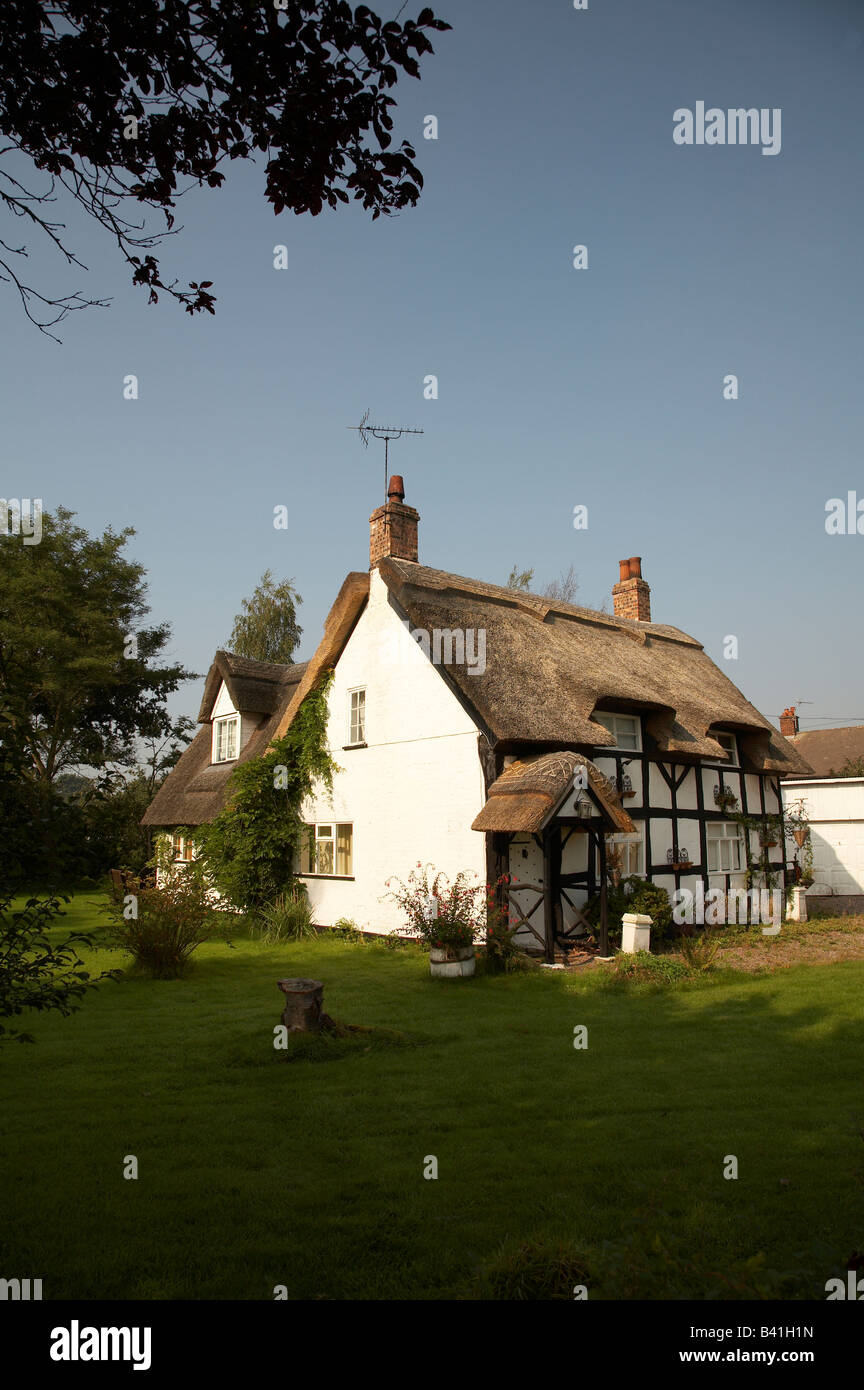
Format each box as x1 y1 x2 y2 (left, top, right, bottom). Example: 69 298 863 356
383 559 701 648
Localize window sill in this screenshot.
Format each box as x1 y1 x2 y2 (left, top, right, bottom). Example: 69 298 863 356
298 874 355 881
342 742 367 750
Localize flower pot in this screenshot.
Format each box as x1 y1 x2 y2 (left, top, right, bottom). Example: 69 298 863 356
429 945 475 979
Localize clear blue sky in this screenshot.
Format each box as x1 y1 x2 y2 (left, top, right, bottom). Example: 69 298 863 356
4 0 863 734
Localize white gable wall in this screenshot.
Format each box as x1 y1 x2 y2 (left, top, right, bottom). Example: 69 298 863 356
300 568 487 935
210 680 260 756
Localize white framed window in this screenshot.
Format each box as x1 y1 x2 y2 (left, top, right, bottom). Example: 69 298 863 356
710 731 739 765
348 688 366 745
594 712 642 752
213 715 239 763
602 828 644 878
171 831 196 862
707 821 744 873
300 823 353 877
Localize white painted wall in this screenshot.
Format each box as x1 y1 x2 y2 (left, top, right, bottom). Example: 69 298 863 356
782 778 864 895
300 568 487 935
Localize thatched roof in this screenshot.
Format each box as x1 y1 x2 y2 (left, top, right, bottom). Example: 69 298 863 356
145 549 811 830
787 726 864 778
143 573 371 828
197 650 295 721
472 752 636 834
142 653 309 826
378 558 813 776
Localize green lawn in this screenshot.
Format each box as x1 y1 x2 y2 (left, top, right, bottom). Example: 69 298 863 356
2 894 863 1300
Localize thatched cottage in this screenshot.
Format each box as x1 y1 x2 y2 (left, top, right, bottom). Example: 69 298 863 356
144 476 812 954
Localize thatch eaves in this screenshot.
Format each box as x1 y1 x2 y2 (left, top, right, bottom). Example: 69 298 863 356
378 558 813 776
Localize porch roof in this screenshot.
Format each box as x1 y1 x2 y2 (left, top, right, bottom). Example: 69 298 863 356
471 752 636 835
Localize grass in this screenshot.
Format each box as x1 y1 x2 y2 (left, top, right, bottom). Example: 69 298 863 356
2 893 863 1300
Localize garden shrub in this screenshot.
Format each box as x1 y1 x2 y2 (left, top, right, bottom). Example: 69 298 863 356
607 950 692 986
678 926 722 971
105 866 221 978
255 884 317 943
585 874 673 942
331 917 365 943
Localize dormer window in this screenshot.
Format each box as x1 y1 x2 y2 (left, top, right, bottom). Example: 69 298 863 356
711 731 739 765
594 712 641 751
213 715 239 763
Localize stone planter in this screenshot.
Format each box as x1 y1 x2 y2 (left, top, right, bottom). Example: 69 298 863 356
621 912 652 954
786 885 808 923
429 945 475 979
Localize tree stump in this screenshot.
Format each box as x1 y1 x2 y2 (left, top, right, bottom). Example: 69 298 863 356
277 978 332 1033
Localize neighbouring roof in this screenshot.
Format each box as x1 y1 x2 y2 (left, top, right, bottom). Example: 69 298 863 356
378 559 813 776
472 752 636 834
787 726 864 778
142 653 310 826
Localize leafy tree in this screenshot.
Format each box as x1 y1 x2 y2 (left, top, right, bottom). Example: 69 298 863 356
0 1 450 336
0 506 197 785
228 570 303 665
507 563 580 604
832 756 864 778
0 893 117 1043
507 565 535 592
195 675 334 909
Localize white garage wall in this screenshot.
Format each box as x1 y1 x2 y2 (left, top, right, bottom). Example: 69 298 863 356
783 777 864 895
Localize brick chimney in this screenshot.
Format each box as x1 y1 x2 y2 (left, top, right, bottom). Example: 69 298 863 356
369 475 419 568
779 706 799 737
612 556 651 622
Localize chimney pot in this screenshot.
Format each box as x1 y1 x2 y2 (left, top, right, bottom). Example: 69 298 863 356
369 475 419 568
612 556 651 622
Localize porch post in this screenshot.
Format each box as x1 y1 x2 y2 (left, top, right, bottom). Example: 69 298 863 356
542 827 556 963
597 828 610 957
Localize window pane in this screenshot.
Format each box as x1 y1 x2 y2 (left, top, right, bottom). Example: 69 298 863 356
349 690 366 743
336 824 352 875
299 827 312 874
316 839 334 875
